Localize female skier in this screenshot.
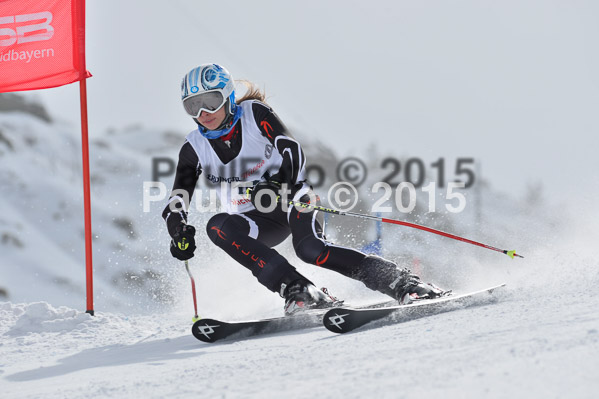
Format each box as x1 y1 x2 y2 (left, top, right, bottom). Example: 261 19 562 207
163 63 443 314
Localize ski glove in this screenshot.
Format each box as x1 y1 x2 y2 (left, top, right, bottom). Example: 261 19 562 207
170 224 196 261
250 178 283 212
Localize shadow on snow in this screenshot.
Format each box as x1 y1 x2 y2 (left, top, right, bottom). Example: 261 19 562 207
6 335 202 381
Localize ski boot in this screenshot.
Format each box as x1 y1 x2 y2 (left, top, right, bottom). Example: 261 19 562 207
394 276 446 305
353 255 447 304
282 279 342 316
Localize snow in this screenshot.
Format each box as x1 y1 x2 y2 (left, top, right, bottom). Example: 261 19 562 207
1 276 598 398
2 99 598 398
2 224 599 398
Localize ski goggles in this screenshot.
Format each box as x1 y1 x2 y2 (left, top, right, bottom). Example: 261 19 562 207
183 90 227 118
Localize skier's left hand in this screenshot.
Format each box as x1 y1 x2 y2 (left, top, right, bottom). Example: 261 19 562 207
250 177 283 211
170 224 196 261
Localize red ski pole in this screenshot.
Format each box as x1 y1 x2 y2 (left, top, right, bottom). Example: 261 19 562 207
184 260 201 322
287 200 524 259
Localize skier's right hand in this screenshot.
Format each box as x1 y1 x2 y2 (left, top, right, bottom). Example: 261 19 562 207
170 223 196 261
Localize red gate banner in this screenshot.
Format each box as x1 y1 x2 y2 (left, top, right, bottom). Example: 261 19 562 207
0 0 91 92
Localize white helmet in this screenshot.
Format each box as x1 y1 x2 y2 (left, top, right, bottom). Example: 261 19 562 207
181 63 236 118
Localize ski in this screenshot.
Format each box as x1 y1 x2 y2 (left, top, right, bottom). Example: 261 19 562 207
323 283 506 334
191 299 398 343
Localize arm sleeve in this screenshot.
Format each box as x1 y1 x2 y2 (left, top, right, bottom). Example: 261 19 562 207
162 141 202 237
252 102 306 185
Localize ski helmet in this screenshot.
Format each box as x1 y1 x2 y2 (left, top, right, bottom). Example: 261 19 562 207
181 64 236 119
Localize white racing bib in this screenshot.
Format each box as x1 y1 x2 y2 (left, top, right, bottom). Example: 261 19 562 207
186 100 284 213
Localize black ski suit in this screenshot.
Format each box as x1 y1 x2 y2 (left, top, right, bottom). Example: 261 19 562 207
163 101 402 297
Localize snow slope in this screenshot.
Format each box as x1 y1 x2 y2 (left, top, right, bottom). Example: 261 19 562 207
1 264 598 398
2 208 599 398
2 97 598 397
0 106 186 312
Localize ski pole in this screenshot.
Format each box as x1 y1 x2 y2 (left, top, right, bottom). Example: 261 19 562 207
286 200 524 259
184 260 201 322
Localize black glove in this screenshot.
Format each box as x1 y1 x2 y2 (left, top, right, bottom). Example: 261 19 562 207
170 224 196 261
250 178 282 211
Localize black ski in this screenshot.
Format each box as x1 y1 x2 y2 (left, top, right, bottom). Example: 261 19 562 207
323 283 506 334
192 299 398 343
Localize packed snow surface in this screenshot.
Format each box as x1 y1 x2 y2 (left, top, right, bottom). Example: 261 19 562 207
2 246 598 398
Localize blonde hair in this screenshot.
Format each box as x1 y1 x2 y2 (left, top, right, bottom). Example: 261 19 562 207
235 80 267 104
